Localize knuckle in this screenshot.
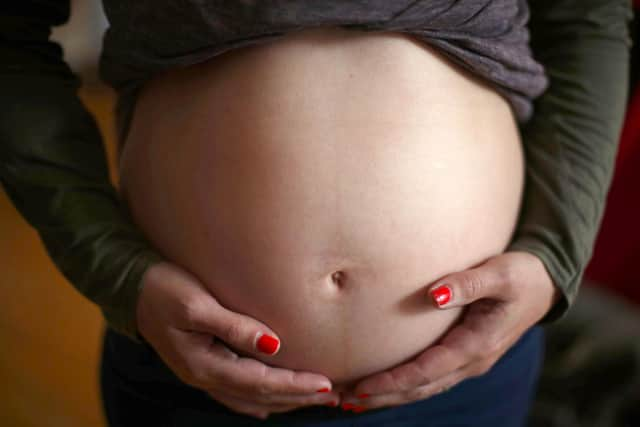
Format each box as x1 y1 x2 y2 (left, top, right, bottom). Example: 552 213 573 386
463 271 485 300
272 370 295 394
180 298 205 328
221 321 244 345
252 365 274 395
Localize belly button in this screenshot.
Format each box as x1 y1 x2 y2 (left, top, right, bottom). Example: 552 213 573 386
330 271 345 289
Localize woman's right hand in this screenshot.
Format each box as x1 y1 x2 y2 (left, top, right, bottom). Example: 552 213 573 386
135 261 340 420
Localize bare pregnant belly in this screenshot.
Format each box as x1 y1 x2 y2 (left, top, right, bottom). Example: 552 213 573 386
118 27 524 392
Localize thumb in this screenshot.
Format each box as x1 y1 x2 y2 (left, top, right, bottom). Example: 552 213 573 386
426 255 512 309
189 299 282 356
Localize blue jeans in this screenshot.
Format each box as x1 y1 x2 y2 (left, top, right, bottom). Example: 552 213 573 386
100 325 544 427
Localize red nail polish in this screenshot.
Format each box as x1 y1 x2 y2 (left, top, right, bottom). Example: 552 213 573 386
256 333 280 355
430 285 451 306
353 405 367 413
325 401 337 407
342 403 356 411
357 393 370 399
316 387 330 393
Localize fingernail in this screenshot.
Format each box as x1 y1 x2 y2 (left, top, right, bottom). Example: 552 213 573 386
256 333 280 355
357 393 370 399
316 387 330 393
353 405 367 413
341 403 356 411
325 401 337 407
430 285 451 307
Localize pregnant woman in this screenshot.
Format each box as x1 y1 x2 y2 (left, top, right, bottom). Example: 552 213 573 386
0 1 631 426
119 27 526 389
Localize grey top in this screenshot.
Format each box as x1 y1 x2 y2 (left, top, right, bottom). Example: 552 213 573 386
98 0 548 144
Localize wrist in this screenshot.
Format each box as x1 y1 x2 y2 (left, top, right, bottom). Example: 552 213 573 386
128 252 166 342
511 250 562 317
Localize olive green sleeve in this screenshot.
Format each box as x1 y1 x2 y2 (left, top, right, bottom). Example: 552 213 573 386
0 2 166 343
507 0 633 323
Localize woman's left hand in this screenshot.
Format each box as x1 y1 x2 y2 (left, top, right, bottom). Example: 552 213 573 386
339 251 561 412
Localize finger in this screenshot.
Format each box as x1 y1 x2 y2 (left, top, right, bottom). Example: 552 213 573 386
258 390 340 408
344 360 482 412
181 295 283 357
426 254 515 309
399 352 503 403
201 345 341 406
207 382 339 411
187 340 333 396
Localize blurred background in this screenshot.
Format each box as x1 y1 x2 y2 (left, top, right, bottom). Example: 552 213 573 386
1 2 111 426
0 1 639 426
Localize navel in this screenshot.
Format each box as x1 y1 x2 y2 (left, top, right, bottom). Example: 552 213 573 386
330 270 346 289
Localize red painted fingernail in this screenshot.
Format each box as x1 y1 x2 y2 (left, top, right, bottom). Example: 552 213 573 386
430 285 451 307
316 387 330 393
353 405 367 413
357 393 370 399
256 333 280 355
342 403 356 411
325 401 337 407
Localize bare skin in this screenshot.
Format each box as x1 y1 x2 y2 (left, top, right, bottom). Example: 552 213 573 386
123 27 531 418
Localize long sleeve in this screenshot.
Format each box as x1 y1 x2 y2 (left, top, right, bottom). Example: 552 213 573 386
507 0 633 322
0 1 166 343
